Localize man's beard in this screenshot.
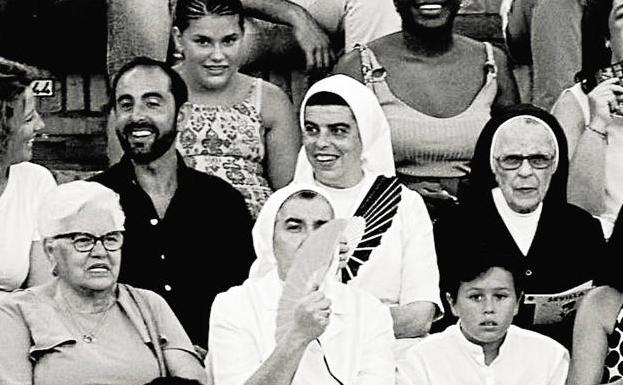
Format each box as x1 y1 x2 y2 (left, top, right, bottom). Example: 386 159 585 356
117 122 177 164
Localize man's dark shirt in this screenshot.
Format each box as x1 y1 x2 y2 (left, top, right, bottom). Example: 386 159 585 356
90 153 255 348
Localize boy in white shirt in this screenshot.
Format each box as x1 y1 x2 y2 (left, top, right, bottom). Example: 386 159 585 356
398 252 569 385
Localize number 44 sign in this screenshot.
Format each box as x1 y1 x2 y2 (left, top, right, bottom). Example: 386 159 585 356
31 79 54 97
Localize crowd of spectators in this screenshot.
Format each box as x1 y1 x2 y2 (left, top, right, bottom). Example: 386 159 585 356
1 0 622 384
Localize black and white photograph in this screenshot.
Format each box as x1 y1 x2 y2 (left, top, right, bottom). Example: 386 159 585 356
0 0 618 384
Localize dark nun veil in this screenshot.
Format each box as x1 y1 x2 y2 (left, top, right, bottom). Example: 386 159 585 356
460 104 570 207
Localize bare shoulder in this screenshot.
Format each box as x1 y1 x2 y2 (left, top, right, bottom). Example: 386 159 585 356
259 77 290 103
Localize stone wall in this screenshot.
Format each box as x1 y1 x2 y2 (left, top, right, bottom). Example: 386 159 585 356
33 74 109 183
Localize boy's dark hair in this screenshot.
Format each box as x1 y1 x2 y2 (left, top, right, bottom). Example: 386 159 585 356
444 241 525 302
109 56 188 115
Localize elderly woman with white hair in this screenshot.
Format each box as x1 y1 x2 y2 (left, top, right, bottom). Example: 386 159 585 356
0 181 207 385
435 104 606 349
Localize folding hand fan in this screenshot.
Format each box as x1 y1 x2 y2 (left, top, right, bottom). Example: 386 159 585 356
339 176 402 283
275 218 348 343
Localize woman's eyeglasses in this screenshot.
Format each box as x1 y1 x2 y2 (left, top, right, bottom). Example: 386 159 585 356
52 231 124 252
495 154 554 170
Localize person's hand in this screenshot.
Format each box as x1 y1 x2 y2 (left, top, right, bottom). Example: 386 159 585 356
289 283 332 344
291 8 334 72
588 78 623 131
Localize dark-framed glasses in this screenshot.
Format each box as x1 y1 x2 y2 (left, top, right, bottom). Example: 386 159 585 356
495 154 554 170
52 231 124 252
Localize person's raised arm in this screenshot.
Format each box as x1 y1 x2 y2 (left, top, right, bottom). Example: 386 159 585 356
555 79 623 216
261 81 301 190
241 0 334 71
210 284 331 385
566 286 623 385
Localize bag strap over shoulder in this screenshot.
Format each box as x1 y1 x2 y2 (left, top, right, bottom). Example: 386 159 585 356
124 285 168 377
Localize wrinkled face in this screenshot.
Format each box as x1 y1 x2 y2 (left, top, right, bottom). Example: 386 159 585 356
394 0 461 30
303 104 364 188
113 66 179 164
492 120 557 213
273 195 334 280
448 267 520 347
175 14 244 90
5 87 45 164
45 203 123 293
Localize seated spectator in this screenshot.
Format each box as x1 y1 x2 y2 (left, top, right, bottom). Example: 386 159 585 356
334 0 518 218
104 0 333 164
0 181 207 385
551 0 623 239
436 104 605 348
567 206 623 385
90 57 255 349
281 74 441 355
397 248 569 385
173 0 300 219
1 57 56 297
105 0 333 79
209 184 396 385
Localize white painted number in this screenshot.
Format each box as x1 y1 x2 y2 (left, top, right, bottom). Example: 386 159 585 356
31 80 54 97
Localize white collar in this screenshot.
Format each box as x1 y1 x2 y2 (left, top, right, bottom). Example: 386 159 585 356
450 323 513 367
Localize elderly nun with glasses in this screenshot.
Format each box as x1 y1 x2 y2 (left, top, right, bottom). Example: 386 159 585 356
0 181 207 385
434 104 606 349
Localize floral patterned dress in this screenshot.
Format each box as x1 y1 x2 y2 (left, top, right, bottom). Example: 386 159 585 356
177 78 272 219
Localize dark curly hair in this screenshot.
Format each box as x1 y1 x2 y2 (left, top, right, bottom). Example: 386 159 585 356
1 57 40 157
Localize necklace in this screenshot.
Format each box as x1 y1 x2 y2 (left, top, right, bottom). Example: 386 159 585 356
61 294 115 343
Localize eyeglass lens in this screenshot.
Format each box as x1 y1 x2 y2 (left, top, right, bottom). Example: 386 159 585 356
72 232 123 252
498 154 553 170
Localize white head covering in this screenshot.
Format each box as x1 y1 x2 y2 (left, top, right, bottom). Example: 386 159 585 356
293 74 395 183
489 115 559 173
249 183 335 278
38 181 125 238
